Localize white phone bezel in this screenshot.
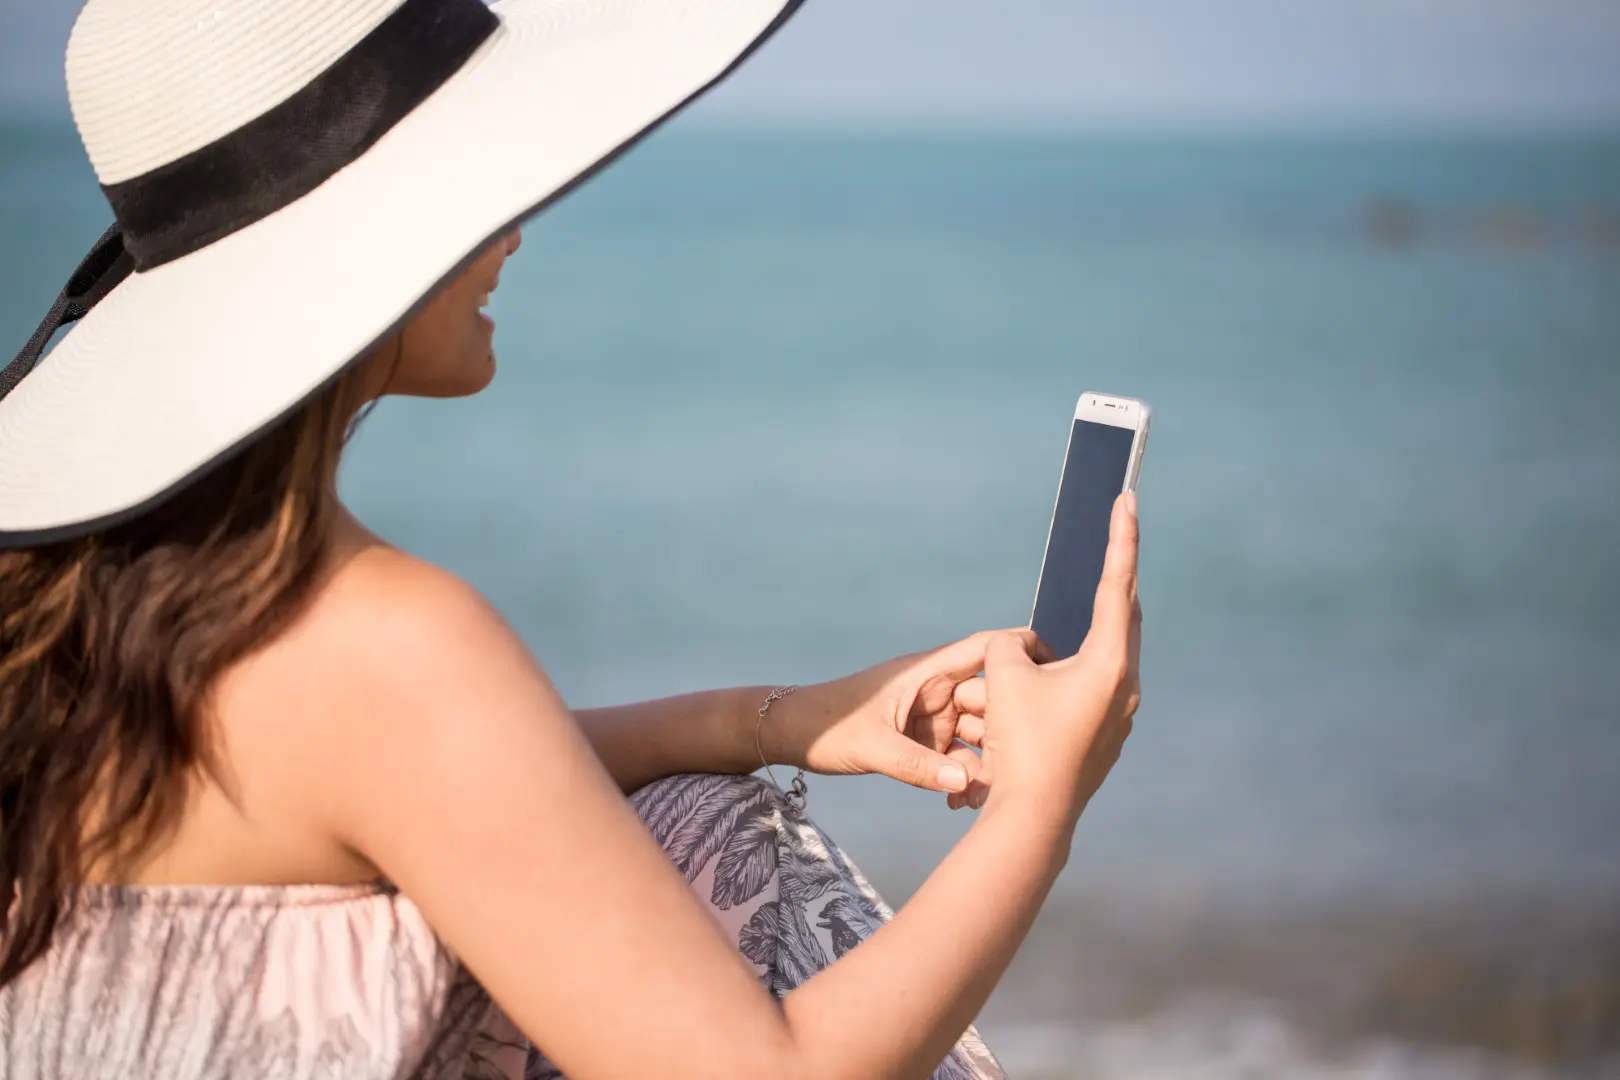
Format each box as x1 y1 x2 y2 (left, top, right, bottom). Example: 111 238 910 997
1029 391 1152 628
1073 390 1152 492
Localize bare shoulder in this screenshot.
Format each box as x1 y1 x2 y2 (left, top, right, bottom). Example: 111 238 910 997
211 540 568 869
253 540 561 738
304 543 521 677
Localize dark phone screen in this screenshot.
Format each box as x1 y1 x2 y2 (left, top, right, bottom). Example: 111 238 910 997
1031 419 1135 660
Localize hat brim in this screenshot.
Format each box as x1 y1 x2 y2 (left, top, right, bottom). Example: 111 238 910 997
0 0 802 546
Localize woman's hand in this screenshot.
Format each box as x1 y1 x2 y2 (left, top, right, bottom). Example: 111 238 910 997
952 492 1142 818
766 628 1050 798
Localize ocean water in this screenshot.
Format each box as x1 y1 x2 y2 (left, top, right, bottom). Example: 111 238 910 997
4 124 1619 1075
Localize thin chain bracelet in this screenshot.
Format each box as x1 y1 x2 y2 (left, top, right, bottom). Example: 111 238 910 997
754 685 809 813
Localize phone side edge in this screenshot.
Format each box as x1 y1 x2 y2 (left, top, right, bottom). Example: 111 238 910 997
1029 403 1083 629
1125 405 1151 493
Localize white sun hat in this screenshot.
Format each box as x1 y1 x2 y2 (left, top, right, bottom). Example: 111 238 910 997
0 0 804 547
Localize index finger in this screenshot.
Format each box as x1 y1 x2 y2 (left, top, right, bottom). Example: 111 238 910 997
1088 491 1139 652
983 628 1044 678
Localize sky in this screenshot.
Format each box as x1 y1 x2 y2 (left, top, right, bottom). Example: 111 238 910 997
2 0 1619 129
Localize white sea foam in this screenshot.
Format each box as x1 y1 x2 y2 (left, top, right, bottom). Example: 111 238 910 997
986 1006 1615 1080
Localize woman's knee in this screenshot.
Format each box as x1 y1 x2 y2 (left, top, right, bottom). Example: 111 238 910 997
629 772 787 844
629 773 795 873
630 771 780 807
631 767 777 803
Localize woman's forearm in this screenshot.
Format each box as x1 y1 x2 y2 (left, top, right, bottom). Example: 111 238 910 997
574 687 769 791
782 797 1074 1080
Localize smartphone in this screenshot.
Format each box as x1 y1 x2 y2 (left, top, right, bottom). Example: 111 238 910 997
1029 391 1151 660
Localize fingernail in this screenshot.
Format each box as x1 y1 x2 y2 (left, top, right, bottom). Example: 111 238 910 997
1124 490 1138 517
938 764 968 791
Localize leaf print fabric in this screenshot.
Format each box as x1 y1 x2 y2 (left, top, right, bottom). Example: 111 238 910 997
525 774 1006 1080
636 773 730 849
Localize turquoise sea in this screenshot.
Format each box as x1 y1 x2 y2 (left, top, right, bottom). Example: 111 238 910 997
4 123 1620 1076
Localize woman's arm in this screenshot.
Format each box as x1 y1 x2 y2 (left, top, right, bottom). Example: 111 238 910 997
302 494 1139 1080
312 573 1071 1079
577 634 1030 795
572 689 769 792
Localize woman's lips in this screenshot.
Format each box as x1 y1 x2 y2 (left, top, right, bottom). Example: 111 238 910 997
477 279 498 328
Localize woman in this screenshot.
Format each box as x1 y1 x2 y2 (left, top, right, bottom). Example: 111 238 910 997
0 0 1142 1078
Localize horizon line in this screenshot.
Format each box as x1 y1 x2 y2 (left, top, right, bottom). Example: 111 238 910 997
3 108 1619 144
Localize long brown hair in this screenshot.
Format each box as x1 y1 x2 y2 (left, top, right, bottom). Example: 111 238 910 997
0 368 369 988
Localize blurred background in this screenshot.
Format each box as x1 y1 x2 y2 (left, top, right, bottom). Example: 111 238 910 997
4 1 1619 1076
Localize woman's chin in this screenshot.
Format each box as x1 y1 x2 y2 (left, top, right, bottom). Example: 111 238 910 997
451 353 496 397
396 352 496 399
